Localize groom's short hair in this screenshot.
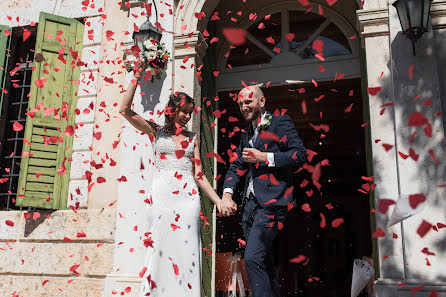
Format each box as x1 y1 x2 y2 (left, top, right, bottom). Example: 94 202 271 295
239 85 265 101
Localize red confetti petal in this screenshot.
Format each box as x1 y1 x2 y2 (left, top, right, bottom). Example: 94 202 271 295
301 203 311 212
320 213 326 228
428 149 440 164
421 247 435 256
312 40 324 52
33 212 40 220
269 173 280 185
285 33 295 42
429 290 438 297
331 218 344 228
206 152 226 165
23 28 31 42
237 238 246 246
69 264 80 275
264 199 277 205
407 112 428 127
344 103 353 113
34 77 47 89
284 186 294 199
378 199 395 214
417 220 432 238
290 254 306 264
258 130 280 142
139 266 147 277
222 28 247 46
409 193 426 209
76 231 86 238
408 64 414 80
372 228 386 238
143 237 154 248
13 121 23 132
367 87 382 96
175 150 185 159
382 143 394 151
410 285 425 294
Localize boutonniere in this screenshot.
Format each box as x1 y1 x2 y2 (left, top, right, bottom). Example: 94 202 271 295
259 113 272 130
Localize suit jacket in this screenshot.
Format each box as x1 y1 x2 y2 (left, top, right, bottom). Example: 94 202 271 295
223 112 307 208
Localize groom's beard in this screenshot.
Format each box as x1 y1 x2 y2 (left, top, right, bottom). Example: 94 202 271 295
243 108 262 123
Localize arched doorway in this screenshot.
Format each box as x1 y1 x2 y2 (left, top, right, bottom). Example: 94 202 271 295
201 1 373 297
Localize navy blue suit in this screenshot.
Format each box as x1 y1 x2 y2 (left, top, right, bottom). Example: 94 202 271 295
223 113 307 297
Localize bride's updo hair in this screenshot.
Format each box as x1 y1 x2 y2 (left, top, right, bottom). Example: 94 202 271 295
164 91 195 135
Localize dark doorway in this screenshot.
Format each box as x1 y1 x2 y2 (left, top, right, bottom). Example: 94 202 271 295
215 78 372 297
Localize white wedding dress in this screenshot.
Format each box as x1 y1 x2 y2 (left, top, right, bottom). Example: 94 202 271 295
140 126 202 297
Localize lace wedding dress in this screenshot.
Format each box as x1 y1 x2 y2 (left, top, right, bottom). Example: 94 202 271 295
140 126 202 297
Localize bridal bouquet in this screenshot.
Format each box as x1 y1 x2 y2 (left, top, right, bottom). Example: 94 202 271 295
124 37 170 79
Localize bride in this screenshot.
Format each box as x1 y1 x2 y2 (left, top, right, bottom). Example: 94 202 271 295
119 65 222 296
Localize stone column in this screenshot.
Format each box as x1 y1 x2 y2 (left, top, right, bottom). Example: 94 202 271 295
86 0 129 209
102 1 175 296
173 31 208 134
357 6 406 280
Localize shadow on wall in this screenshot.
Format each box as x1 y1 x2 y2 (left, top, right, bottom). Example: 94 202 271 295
372 30 446 282
140 71 167 114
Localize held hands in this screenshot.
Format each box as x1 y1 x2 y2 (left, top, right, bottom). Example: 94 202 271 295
242 148 267 163
220 192 237 217
215 199 222 213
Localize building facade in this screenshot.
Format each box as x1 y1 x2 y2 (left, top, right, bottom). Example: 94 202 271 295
0 0 445 296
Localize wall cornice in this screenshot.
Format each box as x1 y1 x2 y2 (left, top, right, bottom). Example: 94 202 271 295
431 0 446 29
173 31 208 59
356 8 390 39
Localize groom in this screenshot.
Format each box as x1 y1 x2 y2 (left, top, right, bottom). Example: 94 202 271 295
220 85 307 297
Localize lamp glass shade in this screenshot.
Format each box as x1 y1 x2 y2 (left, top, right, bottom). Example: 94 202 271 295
393 0 410 32
393 0 432 40
422 0 432 30
407 0 423 29
133 19 163 51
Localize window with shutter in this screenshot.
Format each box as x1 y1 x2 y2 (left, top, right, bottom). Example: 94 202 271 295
15 12 84 210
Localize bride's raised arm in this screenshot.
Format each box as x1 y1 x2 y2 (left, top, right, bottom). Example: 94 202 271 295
192 137 222 212
119 65 156 138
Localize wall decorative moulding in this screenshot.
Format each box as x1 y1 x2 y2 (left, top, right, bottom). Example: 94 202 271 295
173 31 208 59
120 0 144 11
431 0 446 29
356 8 390 38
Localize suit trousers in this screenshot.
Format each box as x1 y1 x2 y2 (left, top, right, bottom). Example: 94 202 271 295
242 197 288 297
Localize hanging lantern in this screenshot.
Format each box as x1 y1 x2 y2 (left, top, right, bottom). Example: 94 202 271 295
392 0 433 55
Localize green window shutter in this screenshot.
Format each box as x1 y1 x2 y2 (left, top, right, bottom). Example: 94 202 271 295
15 12 84 209
0 25 11 111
